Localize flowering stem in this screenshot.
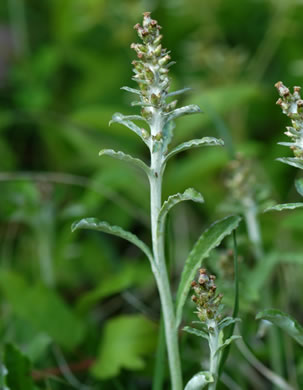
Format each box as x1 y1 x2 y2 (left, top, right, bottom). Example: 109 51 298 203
149 150 183 390
208 325 221 390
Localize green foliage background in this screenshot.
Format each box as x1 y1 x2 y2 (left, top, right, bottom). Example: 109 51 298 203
1 0 303 388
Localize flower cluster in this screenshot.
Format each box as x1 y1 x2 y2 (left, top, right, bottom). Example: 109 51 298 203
275 81 303 159
191 269 223 324
225 154 257 203
131 12 176 126
223 153 271 214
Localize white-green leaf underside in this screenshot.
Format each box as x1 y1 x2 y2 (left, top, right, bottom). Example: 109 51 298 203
184 372 214 390
99 149 150 176
164 137 224 163
109 113 150 147
277 157 303 170
157 188 204 235
165 104 201 123
264 203 303 212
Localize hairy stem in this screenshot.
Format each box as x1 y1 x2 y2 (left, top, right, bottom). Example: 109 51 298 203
149 150 183 390
208 324 220 390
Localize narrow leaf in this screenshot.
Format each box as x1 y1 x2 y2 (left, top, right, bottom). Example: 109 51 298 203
176 215 241 327
218 317 241 332
277 157 303 170
264 203 303 212
131 101 153 107
109 113 149 146
214 336 241 357
164 137 224 163
183 326 209 341
99 149 150 176
72 218 154 267
277 142 295 147
165 104 202 123
256 309 303 346
121 86 141 95
184 372 214 390
166 87 191 98
295 178 303 197
157 188 204 235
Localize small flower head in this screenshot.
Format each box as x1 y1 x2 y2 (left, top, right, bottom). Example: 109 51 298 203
130 13 174 119
191 268 223 323
275 81 303 159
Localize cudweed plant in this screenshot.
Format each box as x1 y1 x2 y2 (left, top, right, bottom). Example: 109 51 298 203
183 269 240 390
265 81 303 212
72 12 241 389
256 81 303 370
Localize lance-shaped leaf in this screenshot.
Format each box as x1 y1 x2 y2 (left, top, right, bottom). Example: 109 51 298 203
72 218 154 267
166 87 191 98
157 188 204 235
183 326 209 341
295 178 303 197
184 372 214 390
164 137 224 163
214 335 241 357
218 317 241 332
109 113 150 146
264 203 303 212
99 149 150 176
176 215 241 327
277 157 303 170
165 104 201 123
256 309 303 347
121 86 141 95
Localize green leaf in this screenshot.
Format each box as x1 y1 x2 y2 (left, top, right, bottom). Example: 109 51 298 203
176 215 241 326
0 271 85 349
109 112 150 146
166 87 191 97
164 137 224 163
91 314 157 379
295 178 303 197
264 203 303 212
157 188 204 235
214 336 241 357
99 149 150 176
121 86 141 95
277 157 303 170
165 104 201 123
4 344 34 390
184 372 214 390
256 309 303 346
183 326 209 341
218 317 241 332
72 218 154 267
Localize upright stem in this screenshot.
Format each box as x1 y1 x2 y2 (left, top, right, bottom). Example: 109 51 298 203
243 198 264 260
149 150 183 390
208 324 220 390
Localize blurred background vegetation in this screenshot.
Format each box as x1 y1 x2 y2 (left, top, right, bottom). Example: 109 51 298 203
1 0 303 389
